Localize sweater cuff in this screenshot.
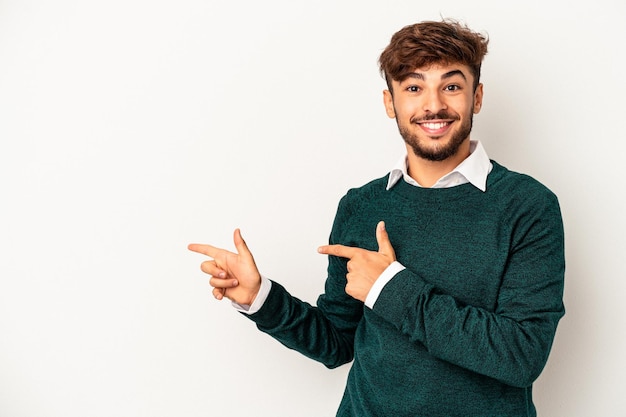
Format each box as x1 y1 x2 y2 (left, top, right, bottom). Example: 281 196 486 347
365 261 406 309
372 268 429 325
242 280 292 329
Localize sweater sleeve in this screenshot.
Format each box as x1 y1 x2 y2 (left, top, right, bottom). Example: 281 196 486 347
371 190 566 388
243 194 363 369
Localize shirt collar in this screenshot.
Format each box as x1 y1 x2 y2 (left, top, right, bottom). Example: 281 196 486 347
386 140 493 192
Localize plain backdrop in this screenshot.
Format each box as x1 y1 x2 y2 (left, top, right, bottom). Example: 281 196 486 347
1 0 625 416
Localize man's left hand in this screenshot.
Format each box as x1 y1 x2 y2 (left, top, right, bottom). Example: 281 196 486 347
318 221 396 302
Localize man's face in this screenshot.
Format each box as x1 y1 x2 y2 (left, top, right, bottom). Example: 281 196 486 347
383 64 483 162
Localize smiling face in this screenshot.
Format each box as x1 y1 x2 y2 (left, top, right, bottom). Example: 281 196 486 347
384 64 483 163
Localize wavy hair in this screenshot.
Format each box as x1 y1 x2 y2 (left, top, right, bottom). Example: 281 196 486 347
379 19 489 92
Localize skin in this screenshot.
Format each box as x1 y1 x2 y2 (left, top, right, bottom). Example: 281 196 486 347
188 63 483 304
383 64 483 187
318 221 395 302
188 229 261 305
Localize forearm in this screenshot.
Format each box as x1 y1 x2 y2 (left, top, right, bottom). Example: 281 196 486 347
245 280 359 369
371 267 564 387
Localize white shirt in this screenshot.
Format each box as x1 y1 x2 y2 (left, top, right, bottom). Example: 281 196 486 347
385 140 491 192
235 140 493 313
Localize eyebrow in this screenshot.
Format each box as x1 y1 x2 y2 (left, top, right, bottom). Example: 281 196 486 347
442 69 467 81
404 69 468 82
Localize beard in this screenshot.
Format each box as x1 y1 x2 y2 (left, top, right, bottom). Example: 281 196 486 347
397 110 474 162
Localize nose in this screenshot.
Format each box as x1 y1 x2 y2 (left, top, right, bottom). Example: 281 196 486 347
422 90 446 114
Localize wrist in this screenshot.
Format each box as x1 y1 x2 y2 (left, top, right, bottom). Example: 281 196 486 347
234 276 272 315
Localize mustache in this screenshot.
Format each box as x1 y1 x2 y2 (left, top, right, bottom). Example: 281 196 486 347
411 111 460 123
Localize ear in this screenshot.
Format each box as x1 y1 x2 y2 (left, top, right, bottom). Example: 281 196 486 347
473 83 484 114
383 90 396 118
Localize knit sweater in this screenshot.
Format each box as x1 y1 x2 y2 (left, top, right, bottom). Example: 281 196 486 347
247 161 565 417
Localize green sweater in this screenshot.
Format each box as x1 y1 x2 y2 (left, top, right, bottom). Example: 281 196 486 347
247 161 565 417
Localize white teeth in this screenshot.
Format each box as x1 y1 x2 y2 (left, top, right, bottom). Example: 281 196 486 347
422 122 448 130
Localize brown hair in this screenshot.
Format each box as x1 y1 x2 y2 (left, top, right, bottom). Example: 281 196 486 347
378 19 489 92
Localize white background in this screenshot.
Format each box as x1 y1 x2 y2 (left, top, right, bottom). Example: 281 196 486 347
1 0 625 416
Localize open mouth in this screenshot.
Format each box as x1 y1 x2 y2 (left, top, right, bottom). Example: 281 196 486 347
417 120 453 136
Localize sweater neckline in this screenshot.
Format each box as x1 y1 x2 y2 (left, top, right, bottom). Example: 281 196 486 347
388 161 506 203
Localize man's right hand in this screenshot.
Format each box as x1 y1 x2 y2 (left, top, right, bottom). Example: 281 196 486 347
188 229 261 306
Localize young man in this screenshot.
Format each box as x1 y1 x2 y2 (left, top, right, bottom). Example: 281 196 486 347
189 19 565 417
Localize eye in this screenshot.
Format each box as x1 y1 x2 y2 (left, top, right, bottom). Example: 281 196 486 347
406 85 420 93
444 84 461 92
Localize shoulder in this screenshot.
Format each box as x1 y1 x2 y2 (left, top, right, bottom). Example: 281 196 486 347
338 174 390 210
329 174 390 243
488 162 563 232
488 161 559 203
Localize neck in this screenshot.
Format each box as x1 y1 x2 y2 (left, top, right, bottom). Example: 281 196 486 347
406 140 471 187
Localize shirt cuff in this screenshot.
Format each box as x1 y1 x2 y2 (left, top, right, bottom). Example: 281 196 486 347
364 261 406 309
232 275 272 314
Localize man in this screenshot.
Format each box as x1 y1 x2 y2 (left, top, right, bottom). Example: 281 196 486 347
189 19 565 417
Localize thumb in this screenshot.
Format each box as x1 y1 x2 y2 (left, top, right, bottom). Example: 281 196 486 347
376 221 396 259
233 228 254 260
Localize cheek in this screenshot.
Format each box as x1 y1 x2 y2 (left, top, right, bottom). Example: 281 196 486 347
392 101 418 120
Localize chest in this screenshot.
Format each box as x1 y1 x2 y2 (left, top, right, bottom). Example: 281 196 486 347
343 202 512 310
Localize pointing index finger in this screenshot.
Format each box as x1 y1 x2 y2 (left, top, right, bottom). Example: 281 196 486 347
317 244 359 259
187 243 222 258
